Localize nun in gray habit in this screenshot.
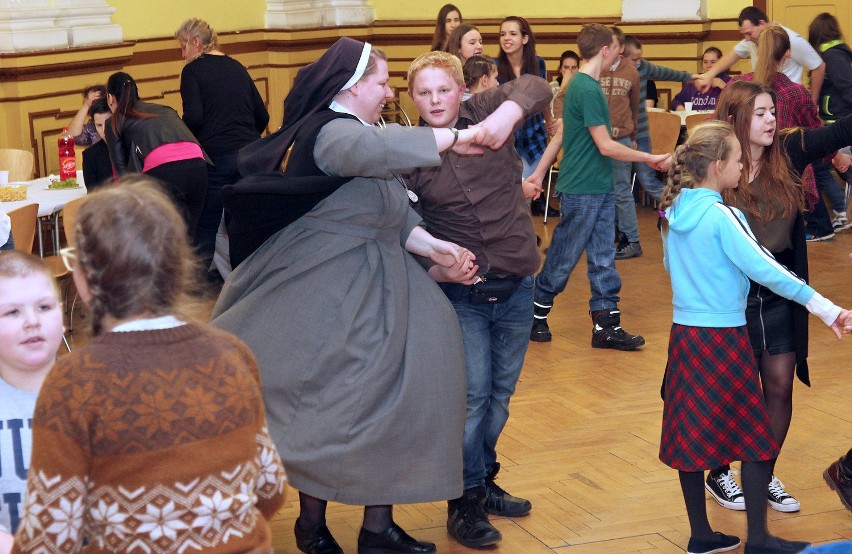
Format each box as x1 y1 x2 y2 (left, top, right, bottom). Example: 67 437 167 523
211 37 482 554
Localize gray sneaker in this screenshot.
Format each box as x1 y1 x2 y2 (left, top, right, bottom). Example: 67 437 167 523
615 242 643 260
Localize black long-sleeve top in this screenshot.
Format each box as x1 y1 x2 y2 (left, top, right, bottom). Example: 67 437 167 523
734 113 852 386
180 54 269 156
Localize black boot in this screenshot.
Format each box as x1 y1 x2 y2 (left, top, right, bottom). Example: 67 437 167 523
447 487 502 548
483 463 532 517
530 301 552 342
591 309 645 351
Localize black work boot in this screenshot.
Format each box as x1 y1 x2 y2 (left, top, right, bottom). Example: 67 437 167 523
483 463 532 517
530 301 552 342
590 309 645 351
447 486 502 548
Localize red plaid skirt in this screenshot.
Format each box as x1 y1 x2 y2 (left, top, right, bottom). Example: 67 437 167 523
659 324 779 471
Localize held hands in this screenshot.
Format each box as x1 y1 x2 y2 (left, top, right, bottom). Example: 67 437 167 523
522 174 544 200
832 151 852 173
828 308 852 339
451 126 485 156
694 75 713 94
648 153 672 173
430 249 480 284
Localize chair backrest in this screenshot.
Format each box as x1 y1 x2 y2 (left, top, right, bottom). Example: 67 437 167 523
379 99 413 128
60 196 87 247
647 111 682 156
0 149 35 182
684 113 714 138
7 203 39 254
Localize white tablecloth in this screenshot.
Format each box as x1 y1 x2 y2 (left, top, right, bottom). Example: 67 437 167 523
647 107 714 126
1 175 88 218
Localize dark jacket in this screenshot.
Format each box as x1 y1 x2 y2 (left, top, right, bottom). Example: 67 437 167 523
818 42 852 121
105 101 206 174
82 140 113 191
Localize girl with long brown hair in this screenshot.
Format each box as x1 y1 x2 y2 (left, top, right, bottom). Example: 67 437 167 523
701 80 852 517
430 4 462 51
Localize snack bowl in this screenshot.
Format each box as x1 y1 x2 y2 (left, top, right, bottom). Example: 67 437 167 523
0 183 27 202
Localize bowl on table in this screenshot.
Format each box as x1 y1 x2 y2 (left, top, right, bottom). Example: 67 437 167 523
0 183 27 202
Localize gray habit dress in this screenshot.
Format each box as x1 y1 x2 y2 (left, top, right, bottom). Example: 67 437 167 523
211 119 466 505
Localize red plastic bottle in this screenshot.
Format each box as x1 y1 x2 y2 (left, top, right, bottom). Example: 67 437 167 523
58 127 76 181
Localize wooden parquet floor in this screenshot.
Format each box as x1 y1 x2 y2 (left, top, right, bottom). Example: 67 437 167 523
67 206 852 553
265 207 852 553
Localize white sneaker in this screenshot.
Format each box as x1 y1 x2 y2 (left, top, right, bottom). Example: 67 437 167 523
767 475 800 512
705 469 746 511
832 211 851 231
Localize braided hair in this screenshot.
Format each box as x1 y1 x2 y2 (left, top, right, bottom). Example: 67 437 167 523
73 176 201 336
660 120 737 212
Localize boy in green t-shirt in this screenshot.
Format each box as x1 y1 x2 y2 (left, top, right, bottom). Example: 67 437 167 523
525 24 670 348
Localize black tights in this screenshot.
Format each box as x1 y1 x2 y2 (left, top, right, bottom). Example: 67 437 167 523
680 460 775 546
711 350 795 478
297 492 393 534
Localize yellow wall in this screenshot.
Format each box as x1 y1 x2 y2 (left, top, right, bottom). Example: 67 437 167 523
372 0 621 20
107 0 267 39
373 0 748 21
707 0 750 20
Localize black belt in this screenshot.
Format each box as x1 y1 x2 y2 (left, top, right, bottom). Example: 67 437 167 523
439 273 523 305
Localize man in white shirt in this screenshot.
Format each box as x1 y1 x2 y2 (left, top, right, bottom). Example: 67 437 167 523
697 6 825 104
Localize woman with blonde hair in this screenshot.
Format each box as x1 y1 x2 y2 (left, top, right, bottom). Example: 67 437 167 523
175 18 269 276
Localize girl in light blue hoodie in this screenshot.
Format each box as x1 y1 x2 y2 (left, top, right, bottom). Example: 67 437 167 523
658 121 848 554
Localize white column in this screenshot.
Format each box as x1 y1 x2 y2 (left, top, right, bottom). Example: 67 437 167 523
622 0 706 22
0 0 121 52
54 0 122 47
0 0 67 52
266 0 374 30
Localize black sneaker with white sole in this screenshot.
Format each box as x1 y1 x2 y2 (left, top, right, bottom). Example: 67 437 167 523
705 469 745 511
767 475 800 512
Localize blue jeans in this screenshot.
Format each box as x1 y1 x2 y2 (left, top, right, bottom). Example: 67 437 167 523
535 192 622 311
614 137 640 243
1 231 13 251
446 275 534 490
632 135 663 201
805 158 847 234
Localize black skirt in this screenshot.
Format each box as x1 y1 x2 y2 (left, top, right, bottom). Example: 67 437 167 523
746 281 795 357
659 324 779 471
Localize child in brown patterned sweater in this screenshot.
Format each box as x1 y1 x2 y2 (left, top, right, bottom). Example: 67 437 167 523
12 176 287 554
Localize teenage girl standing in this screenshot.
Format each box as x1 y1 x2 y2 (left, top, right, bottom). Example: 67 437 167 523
496 16 554 184
659 120 848 554
702 81 852 514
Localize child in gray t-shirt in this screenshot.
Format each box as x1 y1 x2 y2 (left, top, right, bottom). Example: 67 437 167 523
0 251 63 552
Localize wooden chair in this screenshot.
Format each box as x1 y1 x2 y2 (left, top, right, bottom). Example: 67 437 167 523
684 112 714 138
0 149 35 182
647 111 682 156
42 196 87 349
6 203 39 254
543 150 564 224
378 99 413 127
